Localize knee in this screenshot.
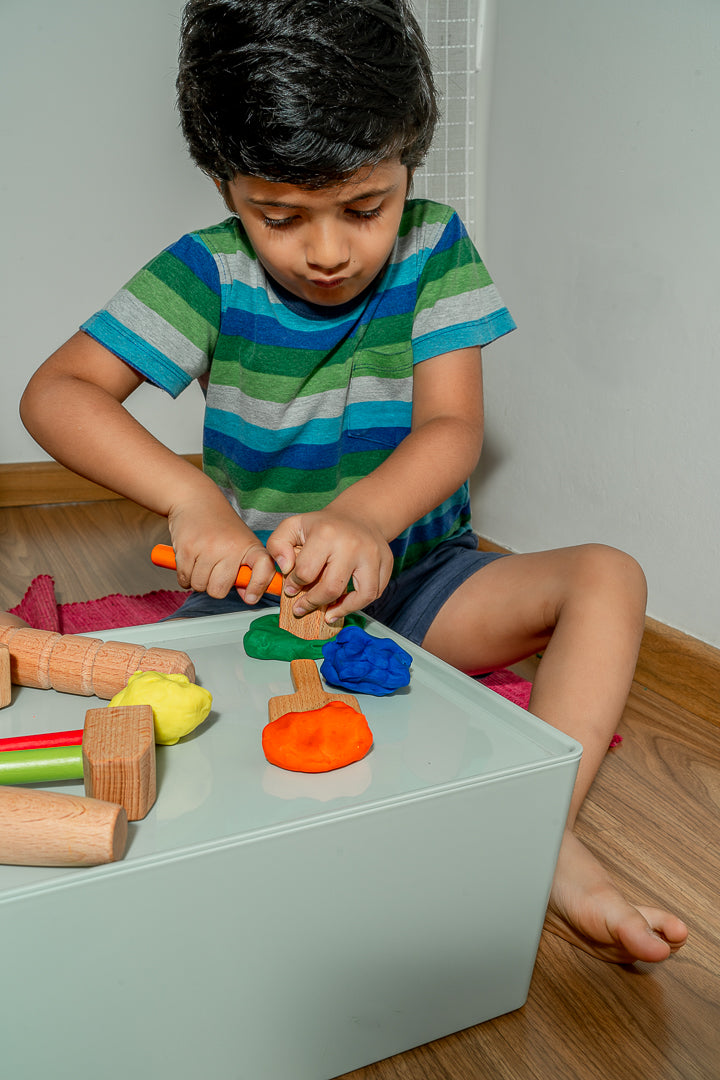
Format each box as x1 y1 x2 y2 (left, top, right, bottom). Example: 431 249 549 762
573 543 647 610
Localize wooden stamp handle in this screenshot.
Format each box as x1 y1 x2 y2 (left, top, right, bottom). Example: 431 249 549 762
289 659 323 696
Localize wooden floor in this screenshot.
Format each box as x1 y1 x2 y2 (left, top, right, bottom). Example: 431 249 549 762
2 501 719 1080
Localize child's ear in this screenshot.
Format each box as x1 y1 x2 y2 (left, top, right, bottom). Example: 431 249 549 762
212 176 235 214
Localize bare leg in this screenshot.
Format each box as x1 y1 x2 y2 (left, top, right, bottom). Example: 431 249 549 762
422 543 688 964
0 612 30 628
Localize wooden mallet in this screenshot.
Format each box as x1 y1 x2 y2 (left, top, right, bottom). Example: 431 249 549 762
0 705 156 822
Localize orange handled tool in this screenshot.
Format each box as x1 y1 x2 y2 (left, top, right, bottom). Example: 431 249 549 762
151 544 283 597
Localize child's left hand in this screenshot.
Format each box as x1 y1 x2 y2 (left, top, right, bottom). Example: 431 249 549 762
266 510 394 623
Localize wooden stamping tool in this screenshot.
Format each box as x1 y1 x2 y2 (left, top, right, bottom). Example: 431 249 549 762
0 785 127 867
265 659 372 773
83 705 156 821
279 586 343 641
268 658 360 722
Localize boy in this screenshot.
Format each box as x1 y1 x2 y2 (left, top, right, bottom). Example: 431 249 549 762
20 0 686 964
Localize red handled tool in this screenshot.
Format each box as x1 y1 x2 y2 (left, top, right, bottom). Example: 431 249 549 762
151 544 283 597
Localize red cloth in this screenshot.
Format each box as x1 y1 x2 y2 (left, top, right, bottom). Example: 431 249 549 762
9 575 188 634
9 575 534 709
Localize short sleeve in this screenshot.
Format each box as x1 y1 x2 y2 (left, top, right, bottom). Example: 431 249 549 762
411 211 516 364
81 232 222 398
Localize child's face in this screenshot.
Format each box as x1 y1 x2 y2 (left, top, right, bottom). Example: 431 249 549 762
222 159 409 306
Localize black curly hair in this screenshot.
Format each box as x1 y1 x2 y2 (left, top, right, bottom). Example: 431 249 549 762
176 0 438 187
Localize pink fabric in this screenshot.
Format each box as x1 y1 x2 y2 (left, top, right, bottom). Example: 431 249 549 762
477 667 533 710
10 575 188 634
10 575 535 708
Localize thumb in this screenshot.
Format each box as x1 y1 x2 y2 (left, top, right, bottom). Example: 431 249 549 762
266 517 304 575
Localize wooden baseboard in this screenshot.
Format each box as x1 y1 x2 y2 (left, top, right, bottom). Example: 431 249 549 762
0 458 203 508
476 536 720 725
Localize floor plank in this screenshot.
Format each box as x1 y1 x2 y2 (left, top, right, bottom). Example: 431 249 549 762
1 499 718 1080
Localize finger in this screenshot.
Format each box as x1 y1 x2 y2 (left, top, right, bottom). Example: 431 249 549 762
324 559 392 622
204 557 246 599
241 553 279 604
288 559 357 616
266 518 305 577
282 545 334 598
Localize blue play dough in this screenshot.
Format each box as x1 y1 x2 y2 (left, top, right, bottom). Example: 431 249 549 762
320 625 412 696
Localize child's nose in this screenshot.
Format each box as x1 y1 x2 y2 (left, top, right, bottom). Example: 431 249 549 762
305 223 350 272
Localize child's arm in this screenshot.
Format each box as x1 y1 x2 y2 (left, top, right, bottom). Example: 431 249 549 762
267 345 484 621
20 332 277 601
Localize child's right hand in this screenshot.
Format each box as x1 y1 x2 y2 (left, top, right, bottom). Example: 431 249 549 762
167 489 277 604
267 508 394 622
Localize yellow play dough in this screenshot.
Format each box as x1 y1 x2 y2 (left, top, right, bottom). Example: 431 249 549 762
110 670 213 745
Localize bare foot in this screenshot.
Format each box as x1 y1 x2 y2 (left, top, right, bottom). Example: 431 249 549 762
545 829 688 964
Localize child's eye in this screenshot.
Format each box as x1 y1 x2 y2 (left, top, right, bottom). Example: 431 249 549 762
262 216 296 230
346 207 383 221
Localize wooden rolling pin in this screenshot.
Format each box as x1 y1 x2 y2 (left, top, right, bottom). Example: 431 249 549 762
0 623 195 699
0 786 127 866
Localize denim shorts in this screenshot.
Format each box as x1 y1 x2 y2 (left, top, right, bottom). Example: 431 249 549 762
165 532 506 646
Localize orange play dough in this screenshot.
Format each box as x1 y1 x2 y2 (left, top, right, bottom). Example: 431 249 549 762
262 701 373 773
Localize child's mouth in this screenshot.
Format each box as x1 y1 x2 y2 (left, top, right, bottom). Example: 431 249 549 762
310 277 347 289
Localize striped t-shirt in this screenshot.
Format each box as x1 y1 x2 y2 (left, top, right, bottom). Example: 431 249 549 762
82 199 515 577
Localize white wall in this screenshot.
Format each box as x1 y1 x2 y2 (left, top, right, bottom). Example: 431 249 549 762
0 0 217 461
474 0 720 647
3 0 719 649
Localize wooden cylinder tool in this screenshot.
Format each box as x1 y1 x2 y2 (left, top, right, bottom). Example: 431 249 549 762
0 785 127 866
0 622 195 699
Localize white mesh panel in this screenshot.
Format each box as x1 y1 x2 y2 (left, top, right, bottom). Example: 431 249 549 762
412 0 478 234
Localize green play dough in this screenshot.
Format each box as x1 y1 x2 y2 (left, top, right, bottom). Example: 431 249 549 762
243 612 365 661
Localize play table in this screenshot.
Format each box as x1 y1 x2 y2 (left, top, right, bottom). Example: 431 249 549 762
0 612 581 1079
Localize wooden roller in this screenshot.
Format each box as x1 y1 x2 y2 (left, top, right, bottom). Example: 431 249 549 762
0 621 195 699
0 785 127 867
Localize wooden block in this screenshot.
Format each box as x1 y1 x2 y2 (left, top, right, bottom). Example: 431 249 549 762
5 628 62 689
90 640 146 699
268 658 360 722
47 635 104 695
0 644 11 708
83 705 156 821
135 646 196 683
0 785 127 867
279 587 342 641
